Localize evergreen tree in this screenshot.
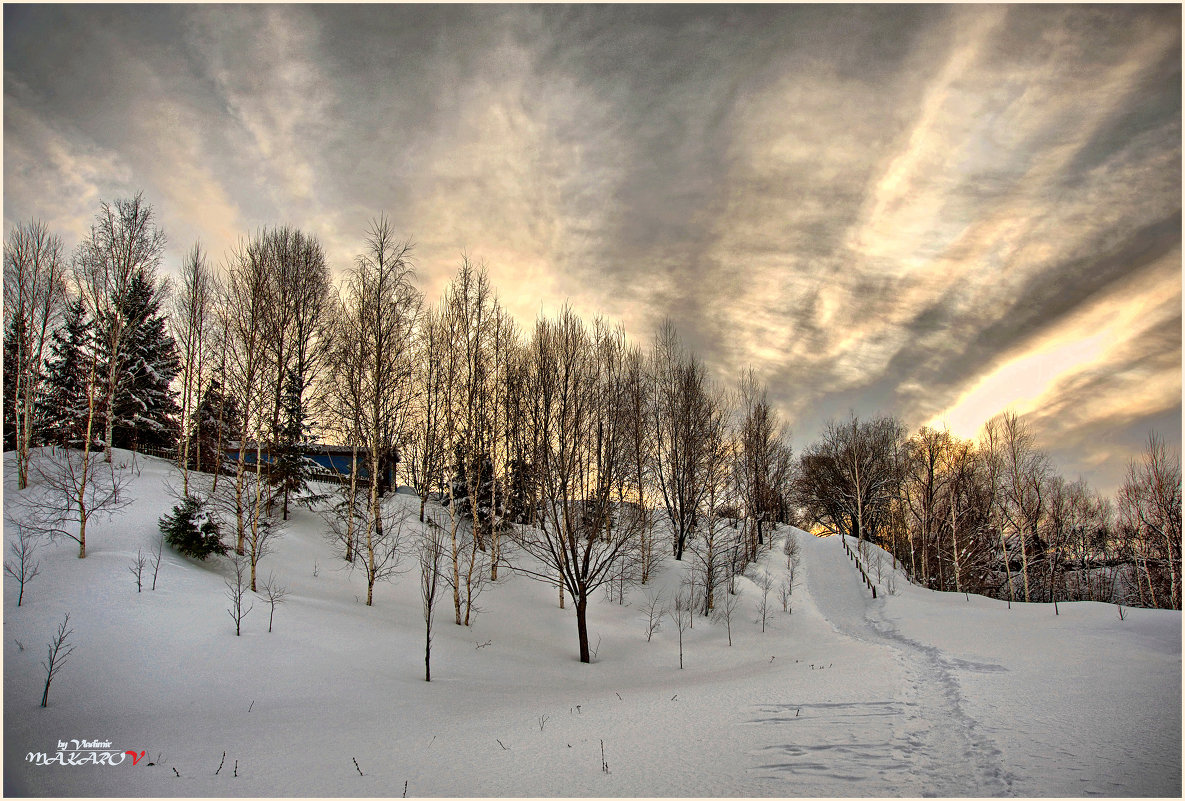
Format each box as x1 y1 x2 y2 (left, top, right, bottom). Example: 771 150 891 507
159 496 227 560
3 317 23 451
187 379 239 475
270 367 314 520
449 444 504 536
97 269 181 451
505 456 536 524
38 299 96 448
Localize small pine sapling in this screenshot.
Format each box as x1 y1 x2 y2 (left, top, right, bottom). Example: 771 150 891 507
40 612 76 707
160 496 227 560
4 524 41 607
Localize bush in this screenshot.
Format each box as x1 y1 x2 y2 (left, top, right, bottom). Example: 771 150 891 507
159 497 228 560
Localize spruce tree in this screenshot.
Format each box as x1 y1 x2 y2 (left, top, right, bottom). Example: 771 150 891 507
187 380 240 475
3 318 23 451
450 444 503 536
38 299 95 448
97 269 181 451
270 367 313 520
159 496 227 560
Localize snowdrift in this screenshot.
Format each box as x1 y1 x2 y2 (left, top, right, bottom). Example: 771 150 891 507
3 450 1180 797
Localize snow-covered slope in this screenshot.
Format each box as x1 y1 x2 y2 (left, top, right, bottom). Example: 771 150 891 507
3 451 1180 797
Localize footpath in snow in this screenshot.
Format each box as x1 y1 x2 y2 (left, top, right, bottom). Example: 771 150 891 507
3 452 1180 797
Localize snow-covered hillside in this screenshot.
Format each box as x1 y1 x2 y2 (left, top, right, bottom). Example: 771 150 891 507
4 451 1180 797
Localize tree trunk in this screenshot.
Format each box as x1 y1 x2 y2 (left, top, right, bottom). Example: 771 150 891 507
576 594 590 664
366 446 380 607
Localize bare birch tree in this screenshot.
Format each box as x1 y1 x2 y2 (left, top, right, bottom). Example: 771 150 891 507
171 243 216 496
72 193 166 463
1118 432 1182 609
515 310 641 663
4 220 67 488
338 215 420 606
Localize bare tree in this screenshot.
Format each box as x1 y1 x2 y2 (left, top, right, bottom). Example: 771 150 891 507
225 556 253 636
72 193 166 463
711 586 740 646
754 570 774 633
128 548 147 592
782 528 800 569
40 612 76 707
779 574 794 613
642 587 666 642
650 320 715 561
420 515 448 681
258 573 289 633
150 533 164 590
669 587 693 668
737 367 792 562
515 310 642 663
794 413 902 547
407 303 449 524
687 381 735 616
338 216 420 606
4 524 41 606
21 354 131 558
439 259 499 624
171 243 216 496
621 346 662 583
4 220 67 488
979 415 1015 604
356 496 408 606
222 235 271 564
1118 432 1182 609
996 412 1049 604
260 228 332 520
320 293 366 564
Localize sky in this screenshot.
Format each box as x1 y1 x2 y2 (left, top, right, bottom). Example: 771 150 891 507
4 4 1180 496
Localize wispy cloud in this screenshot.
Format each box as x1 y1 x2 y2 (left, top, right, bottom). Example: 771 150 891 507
3 4 1177 494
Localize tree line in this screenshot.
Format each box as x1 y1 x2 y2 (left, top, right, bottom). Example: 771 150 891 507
3 195 801 663
4 194 1180 667
794 412 1181 611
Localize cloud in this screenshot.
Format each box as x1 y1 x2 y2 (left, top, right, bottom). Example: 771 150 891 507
3 4 1178 497
2 79 135 250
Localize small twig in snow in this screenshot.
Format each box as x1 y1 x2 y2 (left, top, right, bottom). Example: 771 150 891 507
353 756 364 776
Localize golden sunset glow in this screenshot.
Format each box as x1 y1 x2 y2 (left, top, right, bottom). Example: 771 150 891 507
5 4 1179 493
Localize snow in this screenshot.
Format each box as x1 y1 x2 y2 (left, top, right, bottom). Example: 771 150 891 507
4 449 1180 797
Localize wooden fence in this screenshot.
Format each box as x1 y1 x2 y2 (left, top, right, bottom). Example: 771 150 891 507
840 534 878 599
